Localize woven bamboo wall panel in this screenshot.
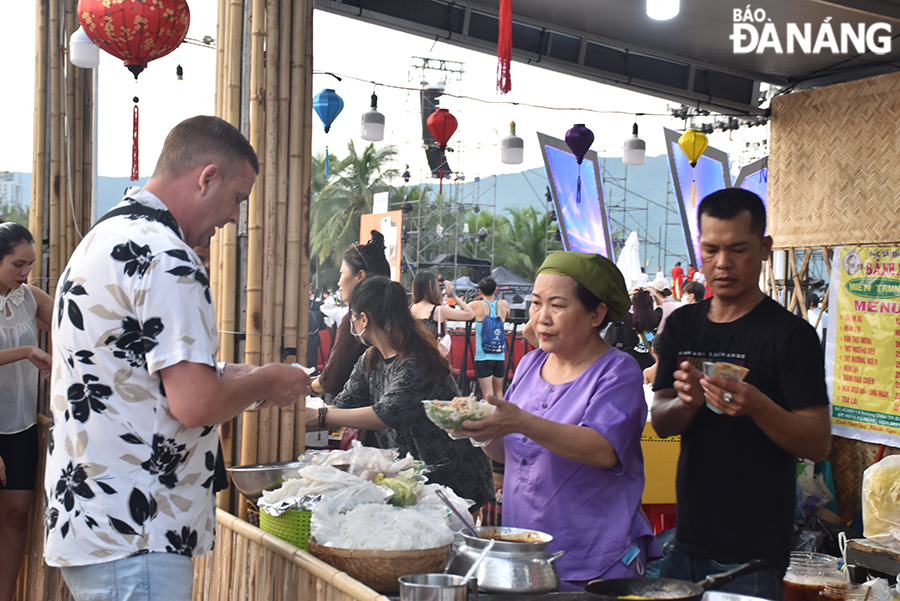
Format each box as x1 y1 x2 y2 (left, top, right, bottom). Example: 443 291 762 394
769 71 900 248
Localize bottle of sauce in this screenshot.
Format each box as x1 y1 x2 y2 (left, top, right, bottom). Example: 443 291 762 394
784 552 845 601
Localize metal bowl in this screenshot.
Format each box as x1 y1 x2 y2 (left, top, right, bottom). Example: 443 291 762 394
228 461 307 501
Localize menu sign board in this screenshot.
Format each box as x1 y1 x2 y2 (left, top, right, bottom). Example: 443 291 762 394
826 247 900 446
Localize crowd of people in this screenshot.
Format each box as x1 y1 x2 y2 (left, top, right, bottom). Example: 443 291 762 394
0 116 832 601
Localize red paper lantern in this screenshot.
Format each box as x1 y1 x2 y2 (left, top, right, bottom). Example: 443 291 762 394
427 108 458 195
77 0 189 181
427 108 458 149
77 0 190 79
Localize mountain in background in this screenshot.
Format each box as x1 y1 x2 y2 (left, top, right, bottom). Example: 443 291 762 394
11 153 695 271
416 154 692 270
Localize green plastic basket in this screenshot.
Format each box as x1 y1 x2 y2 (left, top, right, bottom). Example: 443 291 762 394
259 509 311 550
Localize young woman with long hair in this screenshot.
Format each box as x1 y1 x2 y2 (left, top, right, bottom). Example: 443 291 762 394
0 223 53 601
409 271 474 342
309 232 391 398
306 276 495 510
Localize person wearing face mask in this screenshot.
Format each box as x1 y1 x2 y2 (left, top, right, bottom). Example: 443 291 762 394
310 233 391 399
306 276 495 511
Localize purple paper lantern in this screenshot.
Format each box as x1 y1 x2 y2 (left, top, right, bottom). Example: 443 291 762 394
565 124 594 164
565 124 594 202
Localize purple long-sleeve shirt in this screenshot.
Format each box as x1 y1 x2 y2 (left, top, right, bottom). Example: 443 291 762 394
503 348 658 582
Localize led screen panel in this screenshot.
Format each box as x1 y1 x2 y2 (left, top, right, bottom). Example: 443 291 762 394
664 128 731 268
735 157 769 211
537 132 613 258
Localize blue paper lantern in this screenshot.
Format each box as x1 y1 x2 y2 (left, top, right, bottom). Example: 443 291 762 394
313 88 344 133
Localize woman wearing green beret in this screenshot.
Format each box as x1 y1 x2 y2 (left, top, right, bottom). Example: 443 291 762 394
456 251 659 591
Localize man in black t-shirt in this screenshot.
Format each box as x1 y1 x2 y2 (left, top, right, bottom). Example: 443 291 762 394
652 188 831 601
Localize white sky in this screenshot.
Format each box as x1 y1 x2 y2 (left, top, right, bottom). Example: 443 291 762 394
1 2 768 181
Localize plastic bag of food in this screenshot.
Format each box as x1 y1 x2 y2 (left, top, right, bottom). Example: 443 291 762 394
861 454 900 552
258 465 381 516
302 440 425 481
373 473 422 507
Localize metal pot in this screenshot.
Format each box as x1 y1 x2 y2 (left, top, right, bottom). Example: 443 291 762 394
400 573 478 601
447 527 565 594
583 559 770 601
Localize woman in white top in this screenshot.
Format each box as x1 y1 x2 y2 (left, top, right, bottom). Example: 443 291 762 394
409 272 475 346
0 223 53 601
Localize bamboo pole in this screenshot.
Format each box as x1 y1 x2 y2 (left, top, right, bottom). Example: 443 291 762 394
80 72 93 234
273 0 290 360
245 0 265 370
64 4 77 262
47 0 62 299
284 0 309 458
214 0 226 118
246 0 270 463
31 0 49 290
262 0 280 369
275 0 294 461
262 0 283 463
220 0 242 367
292 0 315 458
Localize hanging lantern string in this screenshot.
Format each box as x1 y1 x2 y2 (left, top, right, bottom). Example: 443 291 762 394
313 71 763 118
132 95 140 181
576 164 582 204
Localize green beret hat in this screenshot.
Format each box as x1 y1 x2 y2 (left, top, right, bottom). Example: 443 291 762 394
536 251 630 322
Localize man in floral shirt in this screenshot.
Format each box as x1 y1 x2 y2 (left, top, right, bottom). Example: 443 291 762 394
44 116 311 599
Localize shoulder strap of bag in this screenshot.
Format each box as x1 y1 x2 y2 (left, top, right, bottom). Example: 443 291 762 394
92 201 183 241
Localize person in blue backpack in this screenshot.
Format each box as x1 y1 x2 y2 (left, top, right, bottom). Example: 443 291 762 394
470 277 510 399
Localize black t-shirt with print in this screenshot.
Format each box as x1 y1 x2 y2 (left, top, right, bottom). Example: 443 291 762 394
654 296 828 571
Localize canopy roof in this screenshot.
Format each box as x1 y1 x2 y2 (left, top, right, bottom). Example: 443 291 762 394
316 0 900 115
491 266 534 294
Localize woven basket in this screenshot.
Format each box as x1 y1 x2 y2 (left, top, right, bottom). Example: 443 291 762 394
259 509 311 551
307 541 450 593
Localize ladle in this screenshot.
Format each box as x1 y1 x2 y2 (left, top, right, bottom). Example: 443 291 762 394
462 538 495 582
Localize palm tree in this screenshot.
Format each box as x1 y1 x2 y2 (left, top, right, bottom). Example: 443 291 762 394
493 206 562 280
309 141 399 273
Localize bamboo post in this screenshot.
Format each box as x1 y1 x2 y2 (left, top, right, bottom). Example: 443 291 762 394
246 0 270 463
273 0 290 359
262 0 284 463
276 0 294 461
292 0 315 458
79 72 93 234
64 4 78 261
261 0 279 368
31 0 49 291
47 0 62 299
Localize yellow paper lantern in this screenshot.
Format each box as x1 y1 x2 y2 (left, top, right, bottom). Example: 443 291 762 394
678 129 708 167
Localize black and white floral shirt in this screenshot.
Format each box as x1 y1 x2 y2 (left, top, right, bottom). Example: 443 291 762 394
44 190 219 567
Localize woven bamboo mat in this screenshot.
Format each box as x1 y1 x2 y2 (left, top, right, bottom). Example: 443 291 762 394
830 436 900 524
769 71 900 248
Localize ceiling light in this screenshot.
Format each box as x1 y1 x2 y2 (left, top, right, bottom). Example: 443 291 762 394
647 0 679 20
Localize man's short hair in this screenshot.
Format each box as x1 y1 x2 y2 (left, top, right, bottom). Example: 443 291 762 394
682 280 705 299
478 277 497 296
153 116 259 181
698 188 766 237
